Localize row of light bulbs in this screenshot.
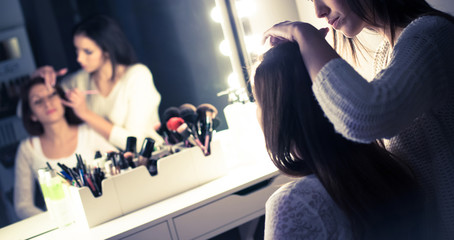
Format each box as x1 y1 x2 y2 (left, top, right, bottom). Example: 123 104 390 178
211 0 261 90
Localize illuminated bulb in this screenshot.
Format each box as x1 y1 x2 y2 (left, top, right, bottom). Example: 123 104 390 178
236 0 256 19
210 7 222 23
244 34 267 55
219 40 231 56
228 72 241 89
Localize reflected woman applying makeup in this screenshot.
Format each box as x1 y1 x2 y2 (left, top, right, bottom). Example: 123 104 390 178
32 15 163 150
253 42 424 239
13 77 115 220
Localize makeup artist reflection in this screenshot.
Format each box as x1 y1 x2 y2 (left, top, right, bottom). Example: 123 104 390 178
13 77 116 220
32 15 163 150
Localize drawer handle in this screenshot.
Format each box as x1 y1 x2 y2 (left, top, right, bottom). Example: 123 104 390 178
234 177 275 196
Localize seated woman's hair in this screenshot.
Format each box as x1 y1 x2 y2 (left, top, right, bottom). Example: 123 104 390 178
20 77 82 136
253 42 423 239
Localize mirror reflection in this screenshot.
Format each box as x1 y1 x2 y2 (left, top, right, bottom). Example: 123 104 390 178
0 0 234 226
1 0 452 239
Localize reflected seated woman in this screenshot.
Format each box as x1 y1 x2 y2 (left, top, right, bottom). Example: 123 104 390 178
252 42 425 239
14 77 115 220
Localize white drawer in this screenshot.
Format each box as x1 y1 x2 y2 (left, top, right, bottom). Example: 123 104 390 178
121 221 172 240
173 174 292 240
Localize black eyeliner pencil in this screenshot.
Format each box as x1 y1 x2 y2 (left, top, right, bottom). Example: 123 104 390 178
78 153 87 173
46 161 53 170
69 167 82 188
75 154 82 171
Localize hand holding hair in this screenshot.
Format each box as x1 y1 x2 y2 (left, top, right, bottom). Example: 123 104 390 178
263 21 329 46
263 21 339 81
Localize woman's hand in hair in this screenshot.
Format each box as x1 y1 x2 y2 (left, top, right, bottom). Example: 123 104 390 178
263 21 339 81
61 88 90 120
31 66 68 90
263 21 329 46
262 21 294 45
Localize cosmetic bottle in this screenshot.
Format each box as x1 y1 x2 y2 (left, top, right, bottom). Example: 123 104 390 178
148 158 159 176
138 138 158 175
104 160 114 177
116 152 131 173
125 136 137 156
37 168 50 201
94 150 102 159
38 168 74 228
91 150 105 171
105 152 117 176
125 136 137 168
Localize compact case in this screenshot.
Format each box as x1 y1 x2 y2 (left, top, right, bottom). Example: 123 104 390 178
69 138 228 229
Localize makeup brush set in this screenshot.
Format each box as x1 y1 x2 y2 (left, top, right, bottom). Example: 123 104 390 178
157 103 220 156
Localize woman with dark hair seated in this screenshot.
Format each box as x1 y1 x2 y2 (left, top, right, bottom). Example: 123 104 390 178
252 42 424 239
14 77 115 219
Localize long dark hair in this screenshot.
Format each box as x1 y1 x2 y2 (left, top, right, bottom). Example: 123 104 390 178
334 0 454 59
20 77 83 136
253 42 423 239
73 15 137 81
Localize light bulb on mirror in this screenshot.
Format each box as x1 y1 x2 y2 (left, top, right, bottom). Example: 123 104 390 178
210 7 222 23
244 34 267 56
236 0 257 19
228 72 241 90
219 40 231 56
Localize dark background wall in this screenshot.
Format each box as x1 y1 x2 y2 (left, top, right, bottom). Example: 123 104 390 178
19 0 233 130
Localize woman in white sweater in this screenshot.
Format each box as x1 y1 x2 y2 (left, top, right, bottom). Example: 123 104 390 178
263 0 454 238
32 15 163 150
14 77 115 219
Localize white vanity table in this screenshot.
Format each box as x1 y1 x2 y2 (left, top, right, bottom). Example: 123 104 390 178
0 130 295 240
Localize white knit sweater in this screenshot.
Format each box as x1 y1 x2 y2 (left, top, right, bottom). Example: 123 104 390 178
62 64 163 150
265 175 352 239
313 16 454 238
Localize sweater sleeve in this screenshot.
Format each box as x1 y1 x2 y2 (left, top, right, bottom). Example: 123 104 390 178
312 17 453 143
13 141 44 219
109 64 163 149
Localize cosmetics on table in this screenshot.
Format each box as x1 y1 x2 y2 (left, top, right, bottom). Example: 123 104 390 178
125 136 137 169
116 152 132 173
55 125 220 200
138 137 158 176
